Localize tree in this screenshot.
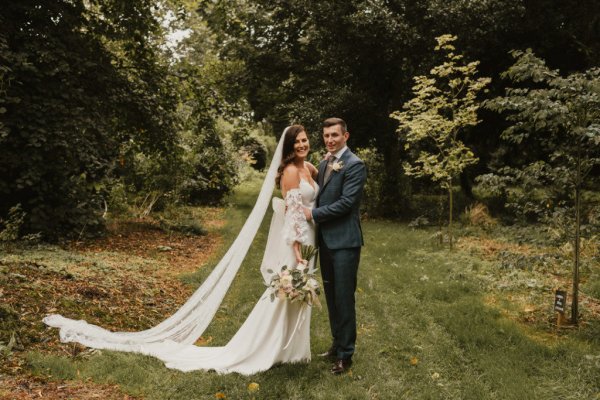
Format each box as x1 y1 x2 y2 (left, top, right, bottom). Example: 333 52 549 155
0 0 180 238
390 35 490 247
198 0 598 217
162 0 250 205
485 49 600 325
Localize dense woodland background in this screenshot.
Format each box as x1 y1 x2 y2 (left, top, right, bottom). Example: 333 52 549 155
1 2 600 396
1 0 599 240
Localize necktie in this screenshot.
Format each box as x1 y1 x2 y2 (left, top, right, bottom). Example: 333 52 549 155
324 156 336 183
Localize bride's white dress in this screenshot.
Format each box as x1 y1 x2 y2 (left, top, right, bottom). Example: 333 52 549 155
141 180 319 374
43 170 318 375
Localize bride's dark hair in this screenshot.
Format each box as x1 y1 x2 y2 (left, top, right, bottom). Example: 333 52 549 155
275 124 306 189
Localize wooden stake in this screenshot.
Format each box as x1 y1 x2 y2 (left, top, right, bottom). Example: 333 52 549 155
557 312 566 327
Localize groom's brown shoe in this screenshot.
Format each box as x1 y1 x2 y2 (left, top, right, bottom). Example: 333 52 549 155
331 358 352 375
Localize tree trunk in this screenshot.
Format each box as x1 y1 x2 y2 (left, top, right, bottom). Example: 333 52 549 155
448 180 453 249
571 144 582 325
438 193 444 245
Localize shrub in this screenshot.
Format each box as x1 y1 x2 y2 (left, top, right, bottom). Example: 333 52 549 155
106 180 132 217
229 125 269 171
179 128 240 206
587 278 600 300
408 215 430 228
473 173 510 216
0 204 25 241
354 147 386 217
408 187 471 223
158 218 207 236
462 202 497 228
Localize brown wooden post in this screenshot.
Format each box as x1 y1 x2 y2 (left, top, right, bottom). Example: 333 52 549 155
555 289 567 327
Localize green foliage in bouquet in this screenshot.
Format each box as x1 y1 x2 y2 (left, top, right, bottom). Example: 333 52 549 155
266 245 321 307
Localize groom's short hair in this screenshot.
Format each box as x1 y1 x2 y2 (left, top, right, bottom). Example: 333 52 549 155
323 117 347 133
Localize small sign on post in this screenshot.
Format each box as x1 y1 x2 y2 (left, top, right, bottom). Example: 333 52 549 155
554 289 567 326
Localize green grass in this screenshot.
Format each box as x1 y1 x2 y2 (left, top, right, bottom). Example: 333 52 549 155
25 177 600 399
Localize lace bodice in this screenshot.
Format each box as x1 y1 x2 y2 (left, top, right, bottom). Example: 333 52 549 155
282 179 318 245
298 178 318 207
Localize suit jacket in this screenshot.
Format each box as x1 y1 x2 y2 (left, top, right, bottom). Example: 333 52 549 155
313 148 367 250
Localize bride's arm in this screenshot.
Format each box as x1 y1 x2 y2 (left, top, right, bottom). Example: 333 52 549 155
281 165 309 264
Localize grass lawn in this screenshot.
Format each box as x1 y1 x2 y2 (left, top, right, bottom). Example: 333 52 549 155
2 176 599 399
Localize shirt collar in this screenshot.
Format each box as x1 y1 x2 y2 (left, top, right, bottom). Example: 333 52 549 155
332 146 348 160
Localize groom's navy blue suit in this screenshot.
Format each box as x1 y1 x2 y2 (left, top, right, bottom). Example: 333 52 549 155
313 148 366 361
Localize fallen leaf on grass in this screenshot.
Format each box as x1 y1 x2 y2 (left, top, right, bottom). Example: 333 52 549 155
248 382 260 392
195 336 213 346
410 357 419 366
523 306 536 313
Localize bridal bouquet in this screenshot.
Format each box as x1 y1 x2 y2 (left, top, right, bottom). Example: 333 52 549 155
266 245 321 307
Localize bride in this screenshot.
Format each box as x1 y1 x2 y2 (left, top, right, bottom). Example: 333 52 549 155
43 125 320 375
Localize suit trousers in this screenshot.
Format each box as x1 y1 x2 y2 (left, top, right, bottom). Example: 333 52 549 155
318 232 361 361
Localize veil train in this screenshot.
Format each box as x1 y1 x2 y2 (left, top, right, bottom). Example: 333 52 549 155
43 128 288 351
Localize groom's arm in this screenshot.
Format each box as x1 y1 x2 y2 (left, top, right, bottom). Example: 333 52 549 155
311 161 366 223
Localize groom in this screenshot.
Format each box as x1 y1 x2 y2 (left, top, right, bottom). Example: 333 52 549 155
304 117 367 374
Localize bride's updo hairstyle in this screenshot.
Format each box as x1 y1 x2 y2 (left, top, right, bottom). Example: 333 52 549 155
275 124 306 189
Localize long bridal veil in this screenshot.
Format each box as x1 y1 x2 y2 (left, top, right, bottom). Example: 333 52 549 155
43 128 288 351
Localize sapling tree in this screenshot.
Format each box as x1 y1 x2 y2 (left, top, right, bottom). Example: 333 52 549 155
485 49 600 325
391 35 490 248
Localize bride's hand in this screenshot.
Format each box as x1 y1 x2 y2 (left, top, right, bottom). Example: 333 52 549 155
296 256 306 265
302 206 312 221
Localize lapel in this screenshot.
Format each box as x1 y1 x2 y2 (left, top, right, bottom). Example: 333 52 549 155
317 159 327 188
320 149 351 193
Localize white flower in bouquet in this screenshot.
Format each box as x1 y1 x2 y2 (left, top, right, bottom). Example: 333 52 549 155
305 277 319 290
280 274 293 287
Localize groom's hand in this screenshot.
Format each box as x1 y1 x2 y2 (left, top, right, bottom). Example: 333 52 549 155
302 206 313 221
